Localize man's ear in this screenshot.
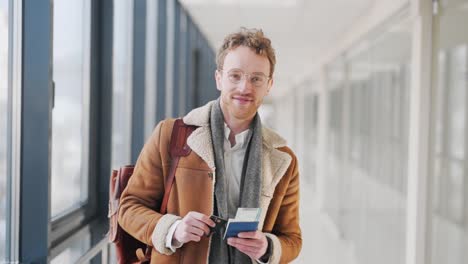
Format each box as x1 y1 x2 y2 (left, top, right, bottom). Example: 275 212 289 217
215 70 222 91
267 78 274 93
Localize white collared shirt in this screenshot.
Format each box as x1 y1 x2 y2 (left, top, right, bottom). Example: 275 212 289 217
223 123 251 218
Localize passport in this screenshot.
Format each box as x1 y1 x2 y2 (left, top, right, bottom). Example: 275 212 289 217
223 220 259 239
223 208 261 239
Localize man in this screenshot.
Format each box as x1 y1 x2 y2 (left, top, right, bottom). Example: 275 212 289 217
119 28 301 264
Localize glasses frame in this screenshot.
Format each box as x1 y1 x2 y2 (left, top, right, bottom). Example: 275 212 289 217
219 69 271 87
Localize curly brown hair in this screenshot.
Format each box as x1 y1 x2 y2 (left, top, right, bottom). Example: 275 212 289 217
216 28 276 77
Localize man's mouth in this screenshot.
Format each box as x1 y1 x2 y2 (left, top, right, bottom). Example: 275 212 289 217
232 96 253 104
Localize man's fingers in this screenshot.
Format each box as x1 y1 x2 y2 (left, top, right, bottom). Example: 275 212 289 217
175 218 209 244
227 232 268 260
180 222 207 236
228 242 261 258
228 237 262 248
187 211 216 227
188 225 205 237
238 231 260 239
185 217 211 235
175 211 218 245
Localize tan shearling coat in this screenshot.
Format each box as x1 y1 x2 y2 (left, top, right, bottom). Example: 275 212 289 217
118 101 302 263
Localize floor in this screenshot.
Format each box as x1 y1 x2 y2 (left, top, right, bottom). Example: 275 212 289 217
292 182 357 264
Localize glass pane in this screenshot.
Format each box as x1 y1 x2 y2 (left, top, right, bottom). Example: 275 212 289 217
144 0 157 140
324 58 347 228
0 0 8 260
303 92 317 186
111 0 133 169
109 243 117 264
329 14 412 264
448 162 464 222
448 46 466 160
50 232 90 264
51 0 90 217
434 52 446 156
431 1 468 263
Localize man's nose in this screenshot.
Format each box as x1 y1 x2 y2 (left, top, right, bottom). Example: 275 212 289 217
237 77 254 92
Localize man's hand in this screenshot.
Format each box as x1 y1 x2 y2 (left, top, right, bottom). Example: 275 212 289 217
227 231 268 260
173 211 215 244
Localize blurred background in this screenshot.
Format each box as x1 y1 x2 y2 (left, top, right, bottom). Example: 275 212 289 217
1 0 467 263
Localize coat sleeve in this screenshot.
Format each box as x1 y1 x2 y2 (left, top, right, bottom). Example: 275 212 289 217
118 119 181 255
266 148 302 264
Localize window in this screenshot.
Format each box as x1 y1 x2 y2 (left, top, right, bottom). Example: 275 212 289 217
325 12 412 264
430 1 468 263
111 0 133 169
303 92 318 186
144 0 158 140
0 0 8 260
50 231 90 264
51 0 91 218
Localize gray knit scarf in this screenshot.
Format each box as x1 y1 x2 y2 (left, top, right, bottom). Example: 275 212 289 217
208 98 263 264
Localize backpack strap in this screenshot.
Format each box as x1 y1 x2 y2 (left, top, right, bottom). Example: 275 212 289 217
139 119 197 263
159 118 197 214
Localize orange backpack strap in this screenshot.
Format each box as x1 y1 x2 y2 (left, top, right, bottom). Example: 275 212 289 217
160 118 197 214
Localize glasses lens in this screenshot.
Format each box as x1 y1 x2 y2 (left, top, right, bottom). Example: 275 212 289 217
227 70 243 83
250 74 266 86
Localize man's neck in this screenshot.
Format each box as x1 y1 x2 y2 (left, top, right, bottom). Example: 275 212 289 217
225 117 251 135
225 118 251 147
220 105 254 147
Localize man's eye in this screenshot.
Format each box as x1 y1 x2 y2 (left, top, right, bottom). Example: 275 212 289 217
230 73 242 80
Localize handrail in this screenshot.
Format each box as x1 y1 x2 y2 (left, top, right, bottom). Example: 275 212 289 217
75 237 109 264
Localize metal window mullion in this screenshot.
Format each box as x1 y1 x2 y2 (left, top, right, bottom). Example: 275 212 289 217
94 0 114 223
131 0 146 163
179 8 187 116
440 50 451 219
463 46 468 228
156 0 167 122
7 0 22 261
20 0 52 262
400 64 408 194
340 62 351 231
315 66 329 210
185 12 192 110
165 0 175 118
81 0 92 205
125 0 134 164
144 0 157 139
405 1 433 264
171 1 180 117
389 71 397 189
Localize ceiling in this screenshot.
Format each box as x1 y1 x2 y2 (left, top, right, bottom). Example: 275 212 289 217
179 0 375 98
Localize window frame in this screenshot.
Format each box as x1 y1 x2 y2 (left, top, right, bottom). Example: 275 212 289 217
49 0 99 253
4 0 22 262
431 47 468 226
20 0 53 262
110 0 134 170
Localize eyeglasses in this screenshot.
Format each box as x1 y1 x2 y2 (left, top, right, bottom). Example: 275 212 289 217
220 69 271 87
